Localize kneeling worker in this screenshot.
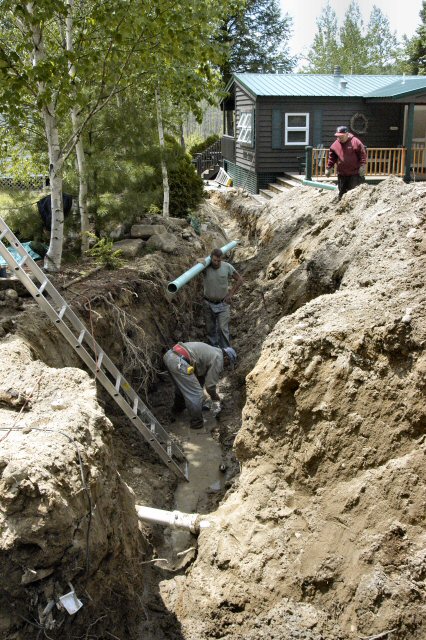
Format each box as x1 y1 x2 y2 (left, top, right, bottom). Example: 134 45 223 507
163 342 237 429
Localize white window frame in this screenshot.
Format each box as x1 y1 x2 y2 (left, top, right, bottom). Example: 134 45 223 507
285 113 309 146
237 111 253 145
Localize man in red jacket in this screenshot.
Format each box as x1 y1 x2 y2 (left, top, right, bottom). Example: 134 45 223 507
325 125 367 200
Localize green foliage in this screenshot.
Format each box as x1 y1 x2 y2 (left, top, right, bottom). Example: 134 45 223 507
304 0 405 75
167 146 205 218
0 190 45 241
339 0 368 74
148 204 162 215
219 0 295 81
85 233 123 269
303 3 340 73
404 1 426 74
189 134 220 156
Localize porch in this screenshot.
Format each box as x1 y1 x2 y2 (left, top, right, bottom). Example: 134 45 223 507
306 146 426 181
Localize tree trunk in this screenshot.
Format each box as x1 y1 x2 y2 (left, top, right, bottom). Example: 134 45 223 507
155 88 169 218
26 2 64 271
73 114 90 252
179 121 185 151
66 0 89 253
43 107 64 271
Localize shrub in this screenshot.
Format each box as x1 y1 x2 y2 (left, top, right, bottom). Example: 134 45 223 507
0 190 47 241
188 134 220 156
85 232 123 269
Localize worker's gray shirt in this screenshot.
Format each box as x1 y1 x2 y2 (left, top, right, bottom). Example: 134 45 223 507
182 342 223 390
203 262 236 301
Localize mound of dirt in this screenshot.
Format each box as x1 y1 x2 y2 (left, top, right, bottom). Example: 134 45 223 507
161 178 426 639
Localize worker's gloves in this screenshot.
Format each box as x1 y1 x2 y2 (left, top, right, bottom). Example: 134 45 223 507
359 165 366 178
212 401 222 417
325 169 331 178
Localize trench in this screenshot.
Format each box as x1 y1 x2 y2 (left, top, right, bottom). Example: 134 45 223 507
1 192 353 640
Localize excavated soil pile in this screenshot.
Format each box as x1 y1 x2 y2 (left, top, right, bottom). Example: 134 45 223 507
158 178 426 640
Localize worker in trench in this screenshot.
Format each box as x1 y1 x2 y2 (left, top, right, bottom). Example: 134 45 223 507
199 248 243 349
163 342 237 429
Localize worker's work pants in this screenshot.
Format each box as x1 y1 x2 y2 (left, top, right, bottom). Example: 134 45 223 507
337 174 363 200
163 350 204 428
204 300 231 349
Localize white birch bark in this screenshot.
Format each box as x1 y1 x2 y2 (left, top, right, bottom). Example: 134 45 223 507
66 0 89 252
155 88 170 218
26 2 64 271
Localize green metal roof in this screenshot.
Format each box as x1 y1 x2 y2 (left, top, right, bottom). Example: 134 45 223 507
364 77 426 98
232 73 426 99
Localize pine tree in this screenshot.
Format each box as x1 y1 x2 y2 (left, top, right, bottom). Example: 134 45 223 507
405 0 426 74
303 2 340 73
219 0 295 81
366 6 403 74
339 0 368 74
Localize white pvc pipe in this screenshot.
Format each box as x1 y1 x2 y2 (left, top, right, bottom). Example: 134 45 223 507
135 505 210 534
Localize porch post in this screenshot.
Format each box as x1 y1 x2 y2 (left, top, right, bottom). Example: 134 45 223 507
404 103 415 183
305 146 312 180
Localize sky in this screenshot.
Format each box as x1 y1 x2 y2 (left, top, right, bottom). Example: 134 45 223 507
280 0 423 58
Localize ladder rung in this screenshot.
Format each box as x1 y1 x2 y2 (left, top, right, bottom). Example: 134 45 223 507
114 374 122 396
133 397 138 414
56 305 67 322
36 280 48 297
15 254 28 269
167 442 172 457
0 229 8 241
76 330 85 348
96 351 104 370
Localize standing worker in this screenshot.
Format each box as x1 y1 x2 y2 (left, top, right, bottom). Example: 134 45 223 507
200 248 243 349
163 341 237 429
325 126 367 200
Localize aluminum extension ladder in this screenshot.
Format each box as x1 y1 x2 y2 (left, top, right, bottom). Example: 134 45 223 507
0 217 189 480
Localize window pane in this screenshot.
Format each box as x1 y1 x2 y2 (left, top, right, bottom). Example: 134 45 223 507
287 115 306 127
288 131 306 143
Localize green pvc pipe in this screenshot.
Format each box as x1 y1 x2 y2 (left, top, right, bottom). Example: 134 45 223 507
302 179 337 191
167 240 238 294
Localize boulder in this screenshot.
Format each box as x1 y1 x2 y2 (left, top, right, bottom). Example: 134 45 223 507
131 224 167 239
112 238 145 258
146 233 178 253
109 224 127 240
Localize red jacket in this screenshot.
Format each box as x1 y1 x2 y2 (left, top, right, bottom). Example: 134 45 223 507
327 134 367 176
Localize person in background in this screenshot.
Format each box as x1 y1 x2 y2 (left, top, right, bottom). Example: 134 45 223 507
325 125 367 200
200 248 243 348
163 341 237 429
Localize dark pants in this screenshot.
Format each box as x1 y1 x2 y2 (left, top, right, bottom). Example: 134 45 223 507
337 175 364 200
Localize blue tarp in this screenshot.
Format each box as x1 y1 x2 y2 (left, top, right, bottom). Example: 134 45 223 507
0 242 43 267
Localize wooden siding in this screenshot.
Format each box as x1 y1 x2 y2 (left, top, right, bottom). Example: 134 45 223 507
221 135 235 163
255 97 403 173
235 85 256 171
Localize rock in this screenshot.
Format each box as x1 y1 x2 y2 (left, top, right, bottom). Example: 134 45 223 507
112 239 145 258
168 217 188 228
4 289 18 300
130 224 167 239
109 224 127 240
146 233 178 253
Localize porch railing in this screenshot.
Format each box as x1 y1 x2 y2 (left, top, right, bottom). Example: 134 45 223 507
310 147 425 179
192 139 223 175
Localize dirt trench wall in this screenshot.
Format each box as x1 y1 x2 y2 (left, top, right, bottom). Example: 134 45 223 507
0 225 222 639
166 179 426 640
0 336 147 639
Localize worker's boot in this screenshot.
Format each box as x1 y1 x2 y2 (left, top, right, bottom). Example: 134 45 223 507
190 415 204 430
